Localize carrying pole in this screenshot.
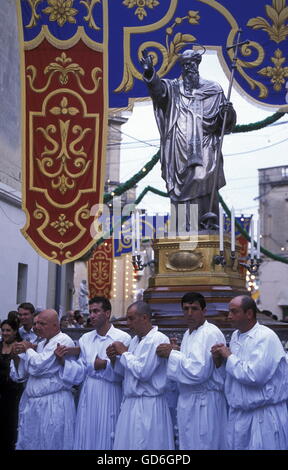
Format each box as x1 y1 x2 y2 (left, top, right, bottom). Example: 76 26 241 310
207 30 249 215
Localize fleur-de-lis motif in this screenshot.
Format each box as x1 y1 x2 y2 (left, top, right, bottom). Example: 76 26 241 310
258 48 288 91
44 52 85 86
247 0 288 43
50 213 74 236
123 0 159 21
43 0 78 27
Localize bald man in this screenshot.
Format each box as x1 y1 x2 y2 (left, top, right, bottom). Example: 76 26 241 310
10 309 77 450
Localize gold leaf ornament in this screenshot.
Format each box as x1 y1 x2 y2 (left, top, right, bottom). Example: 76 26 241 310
258 48 288 91
188 10 200 25
50 213 74 236
247 0 288 43
42 0 78 27
123 0 160 21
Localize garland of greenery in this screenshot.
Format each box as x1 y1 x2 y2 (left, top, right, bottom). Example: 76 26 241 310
95 184 288 265
218 194 288 265
103 150 160 204
135 187 288 264
95 111 288 264
232 111 285 133
103 112 286 203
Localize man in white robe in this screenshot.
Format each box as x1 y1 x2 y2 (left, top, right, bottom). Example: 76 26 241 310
10 309 76 450
56 296 131 450
212 295 288 450
107 301 174 450
157 292 227 450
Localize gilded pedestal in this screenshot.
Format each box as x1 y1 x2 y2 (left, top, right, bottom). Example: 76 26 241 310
144 233 248 328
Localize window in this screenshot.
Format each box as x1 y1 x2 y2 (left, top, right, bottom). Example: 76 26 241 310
17 263 28 303
282 306 288 319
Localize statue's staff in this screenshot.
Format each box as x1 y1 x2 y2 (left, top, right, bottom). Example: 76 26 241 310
205 30 250 224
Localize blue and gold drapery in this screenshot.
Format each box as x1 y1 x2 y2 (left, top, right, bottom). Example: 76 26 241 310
108 0 288 110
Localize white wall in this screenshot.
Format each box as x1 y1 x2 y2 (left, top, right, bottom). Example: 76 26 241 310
0 183 49 320
259 260 288 319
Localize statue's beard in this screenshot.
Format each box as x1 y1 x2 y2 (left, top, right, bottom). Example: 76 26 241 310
183 71 200 91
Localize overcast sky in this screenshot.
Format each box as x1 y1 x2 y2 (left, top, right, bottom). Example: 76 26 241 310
119 52 288 220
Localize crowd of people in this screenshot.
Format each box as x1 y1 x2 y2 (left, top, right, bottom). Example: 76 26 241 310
1 294 288 451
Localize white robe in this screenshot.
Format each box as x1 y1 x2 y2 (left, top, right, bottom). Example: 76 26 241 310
167 320 227 450
225 322 288 450
10 331 76 450
61 325 131 450
113 326 175 450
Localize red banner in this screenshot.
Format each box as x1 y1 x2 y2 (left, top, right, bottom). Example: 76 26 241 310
18 4 107 264
88 238 113 298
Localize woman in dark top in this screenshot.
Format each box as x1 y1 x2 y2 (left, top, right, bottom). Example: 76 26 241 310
0 318 24 450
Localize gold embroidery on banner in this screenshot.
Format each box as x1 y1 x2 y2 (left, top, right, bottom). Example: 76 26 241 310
115 9 198 93
18 0 109 264
50 213 74 235
27 52 102 94
196 1 269 99
30 89 99 209
113 0 178 94
247 0 288 43
89 241 113 295
33 202 91 249
123 0 160 21
36 96 92 195
25 0 42 28
50 96 79 115
81 0 102 30
258 48 288 91
42 0 78 27
164 11 199 65
115 221 133 255
228 38 268 99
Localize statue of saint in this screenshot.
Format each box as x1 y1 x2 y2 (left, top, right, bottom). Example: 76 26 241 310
141 48 236 230
78 279 89 314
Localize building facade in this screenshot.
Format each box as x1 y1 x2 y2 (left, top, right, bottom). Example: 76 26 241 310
258 165 288 319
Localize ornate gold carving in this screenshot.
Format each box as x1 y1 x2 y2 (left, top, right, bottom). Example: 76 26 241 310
42 0 78 27
36 96 91 194
247 0 288 43
166 250 203 271
123 0 160 21
80 0 101 30
115 9 198 93
50 213 74 235
27 52 102 94
25 0 42 28
258 48 288 91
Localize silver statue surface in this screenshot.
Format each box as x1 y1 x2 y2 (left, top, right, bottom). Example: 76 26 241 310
141 48 236 229
78 279 89 314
